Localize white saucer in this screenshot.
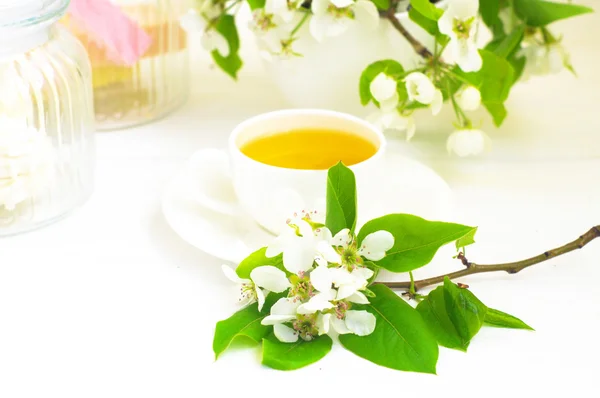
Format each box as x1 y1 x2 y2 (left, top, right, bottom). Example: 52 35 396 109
162 151 454 264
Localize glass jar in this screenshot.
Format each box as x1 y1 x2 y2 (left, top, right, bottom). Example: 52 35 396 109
0 0 95 236
64 0 190 130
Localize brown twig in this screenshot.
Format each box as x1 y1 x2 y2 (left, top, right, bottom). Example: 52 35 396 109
378 226 600 292
384 5 433 59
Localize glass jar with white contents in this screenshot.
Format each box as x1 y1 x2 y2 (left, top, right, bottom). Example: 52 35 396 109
63 0 190 130
0 0 95 236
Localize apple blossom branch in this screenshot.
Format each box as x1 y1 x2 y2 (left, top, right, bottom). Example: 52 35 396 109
378 225 600 292
384 1 433 59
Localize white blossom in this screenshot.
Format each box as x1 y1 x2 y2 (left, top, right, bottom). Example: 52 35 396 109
519 42 570 80
438 0 482 72
455 86 481 111
179 9 230 57
404 72 443 116
221 264 290 311
446 128 490 157
357 230 395 261
316 308 376 336
309 0 379 42
261 297 301 342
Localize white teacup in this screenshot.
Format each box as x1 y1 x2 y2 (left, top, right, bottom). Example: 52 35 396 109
189 109 386 235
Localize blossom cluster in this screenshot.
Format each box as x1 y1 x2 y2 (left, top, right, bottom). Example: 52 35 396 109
181 0 379 60
223 209 394 342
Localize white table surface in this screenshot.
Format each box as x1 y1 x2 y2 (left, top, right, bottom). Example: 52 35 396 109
2 5 600 397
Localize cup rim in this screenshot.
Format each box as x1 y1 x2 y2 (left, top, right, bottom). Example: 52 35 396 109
228 109 387 173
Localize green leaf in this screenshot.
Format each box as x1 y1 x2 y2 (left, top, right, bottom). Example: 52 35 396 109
357 214 476 272
416 286 468 351
490 25 526 59
325 162 357 235
509 54 527 84
359 60 404 106
213 292 284 359
246 0 266 10
455 226 478 250
479 0 504 37
456 50 515 103
443 278 487 344
212 15 243 79
484 102 508 127
485 308 534 330
236 247 287 279
513 0 593 27
261 334 333 370
371 0 390 11
410 0 444 20
339 285 439 374
409 8 440 37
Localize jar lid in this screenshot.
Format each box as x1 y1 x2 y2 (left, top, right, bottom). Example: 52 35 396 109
0 0 69 29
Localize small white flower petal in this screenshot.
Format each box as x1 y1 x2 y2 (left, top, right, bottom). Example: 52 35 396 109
283 237 317 274
311 0 329 16
331 0 354 7
315 256 328 268
336 283 358 300
266 233 287 257
454 39 482 73
297 293 335 314
330 267 354 286
256 287 266 311
354 0 379 31
379 93 400 112
273 323 299 343
370 73 397 103
317 241 342 264
221 264 246 284
310 265 334 292
179 11 206 33
270 297 301 315
332 229 352 248
456 86 481 111
317 313 331 335
351 267 374 282
323 16 352 38
358 230 395 261
345 310 376 336
331 316 351 334
314 226 333 242
250 266 291 293
431 89 443 116
448 0 479 20
201 31 230 57
347 291 370 304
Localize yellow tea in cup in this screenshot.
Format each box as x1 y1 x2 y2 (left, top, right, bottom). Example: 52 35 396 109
240 128 379 170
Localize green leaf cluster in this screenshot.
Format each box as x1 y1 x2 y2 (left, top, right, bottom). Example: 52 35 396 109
417 278 533 351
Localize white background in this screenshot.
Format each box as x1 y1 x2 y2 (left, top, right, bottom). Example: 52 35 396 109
2 1 600 397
